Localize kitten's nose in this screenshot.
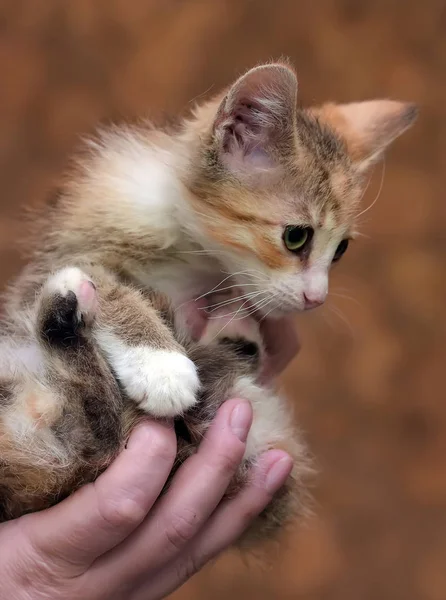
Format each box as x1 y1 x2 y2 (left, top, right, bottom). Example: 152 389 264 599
303 269 328 310
303 292 325 310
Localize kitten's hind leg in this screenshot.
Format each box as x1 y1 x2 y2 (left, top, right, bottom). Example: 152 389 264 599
36 267 124 458
0 267 125 519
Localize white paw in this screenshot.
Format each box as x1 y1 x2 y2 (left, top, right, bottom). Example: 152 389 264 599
45 267 97 323
122 349 199 417
96 332 200 417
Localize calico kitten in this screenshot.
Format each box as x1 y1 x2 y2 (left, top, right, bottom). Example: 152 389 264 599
0 62 417 541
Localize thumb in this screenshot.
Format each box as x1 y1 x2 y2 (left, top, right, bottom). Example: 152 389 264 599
21 420 176 574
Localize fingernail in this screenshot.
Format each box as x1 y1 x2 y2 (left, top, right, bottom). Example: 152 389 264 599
230 401 252 442
266 456 293 493
126 419 172 450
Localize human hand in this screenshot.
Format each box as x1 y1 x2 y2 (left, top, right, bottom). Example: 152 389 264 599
260 315 301 381
0 399 292 600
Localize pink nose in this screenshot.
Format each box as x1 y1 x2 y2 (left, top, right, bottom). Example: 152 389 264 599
303 293 324 310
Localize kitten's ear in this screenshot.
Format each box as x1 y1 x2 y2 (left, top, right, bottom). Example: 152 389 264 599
213 63 298 176
313 100 418 172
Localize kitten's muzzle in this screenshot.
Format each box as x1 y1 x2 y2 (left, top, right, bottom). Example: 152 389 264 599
303 292 325 310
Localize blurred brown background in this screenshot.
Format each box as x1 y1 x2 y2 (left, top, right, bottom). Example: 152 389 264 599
0 1 445 598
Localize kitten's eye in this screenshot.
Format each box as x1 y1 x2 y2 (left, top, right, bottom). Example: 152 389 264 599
333 239 349 262
283 226 313 253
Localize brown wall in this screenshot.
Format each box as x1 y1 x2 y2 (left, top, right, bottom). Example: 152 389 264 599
0 2 444 599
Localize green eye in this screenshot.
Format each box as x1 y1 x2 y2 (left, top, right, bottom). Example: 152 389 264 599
283 226 312 253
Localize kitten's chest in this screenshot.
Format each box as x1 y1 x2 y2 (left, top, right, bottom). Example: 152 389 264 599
131 260 223 340
133 258 223 309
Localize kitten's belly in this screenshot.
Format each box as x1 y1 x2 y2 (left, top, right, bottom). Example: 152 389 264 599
0 341 44 377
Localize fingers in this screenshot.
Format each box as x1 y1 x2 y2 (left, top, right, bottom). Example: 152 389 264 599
260 315 300 380
190 449 293 554
133 450 293 600
90 399 253 592
22 420 176 573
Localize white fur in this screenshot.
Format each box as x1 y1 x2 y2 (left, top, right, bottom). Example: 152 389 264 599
92 131 182 249
44 267 97 322
0 341 44 377
141 259 219 309
232 376 294 461
95 330 200 417
302 268 328 304
45 266 87 296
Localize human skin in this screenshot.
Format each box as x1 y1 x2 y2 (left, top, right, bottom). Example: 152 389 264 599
0 320 298 600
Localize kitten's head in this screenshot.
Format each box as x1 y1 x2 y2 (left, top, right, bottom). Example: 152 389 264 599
186 62 417 315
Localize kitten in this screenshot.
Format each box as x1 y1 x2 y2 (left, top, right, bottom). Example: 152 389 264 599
0 62 417 542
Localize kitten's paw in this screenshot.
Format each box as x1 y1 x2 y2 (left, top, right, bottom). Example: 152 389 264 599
107 344 200 417
44 267 97 325
39 268 97 347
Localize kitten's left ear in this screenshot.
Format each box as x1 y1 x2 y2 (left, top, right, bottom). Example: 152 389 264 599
213 63 298 176
313 100 418 172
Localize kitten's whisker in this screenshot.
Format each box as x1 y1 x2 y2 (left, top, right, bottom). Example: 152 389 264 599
207 299 253 342
203 290 265 312
351 230 370 240
194 274 239 301
208 309 254 320
329 292 361 306
223 291 275 319
197 283 259 301
326 305 355 338
177 249 226 256
259 298 280 322
232 303 272 320
220 269 266 282
174 299 187 313
320 309 336 332
176 281 261 315
356 166 375 206
207 293 268 318
248 294 277 316
231 293 279 321
356 159 386 219
188 83 215 105
195 271 265 302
